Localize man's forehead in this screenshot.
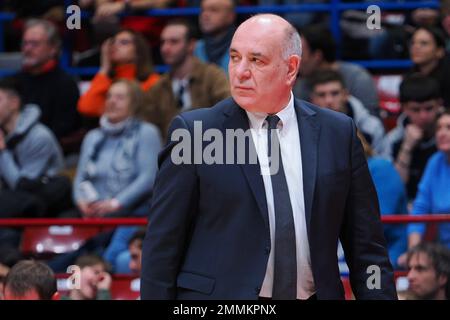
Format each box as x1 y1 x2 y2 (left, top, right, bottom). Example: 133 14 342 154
24 25 47 38
162 25 187 37
410 252 433 266
314 81 344 90
161 33 185 42
202 0 233 8
406 100 438 107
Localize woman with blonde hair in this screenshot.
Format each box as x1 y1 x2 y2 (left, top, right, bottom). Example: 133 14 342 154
74 79 161 217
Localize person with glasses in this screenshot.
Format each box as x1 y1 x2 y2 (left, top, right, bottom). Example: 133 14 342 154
380 74 442 201
78 29 160 118
16 19 82 155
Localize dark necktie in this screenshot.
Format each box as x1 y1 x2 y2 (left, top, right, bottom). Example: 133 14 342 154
177 83 185 109
266 115 297 300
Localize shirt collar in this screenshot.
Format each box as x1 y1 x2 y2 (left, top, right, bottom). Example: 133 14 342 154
246 92 295 135
172 78 189 92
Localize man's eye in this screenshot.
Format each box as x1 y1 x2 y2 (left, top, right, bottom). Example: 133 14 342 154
252 58 263 65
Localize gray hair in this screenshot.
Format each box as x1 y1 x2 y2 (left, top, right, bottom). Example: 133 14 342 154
24 19 61 53
282 23 302 60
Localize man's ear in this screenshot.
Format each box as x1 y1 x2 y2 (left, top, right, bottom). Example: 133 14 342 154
188 39 196 54
50 45 59 61
438 274 448 288
437 47 445 59
287 55 301 86
10 95 21 112
343 88 350 100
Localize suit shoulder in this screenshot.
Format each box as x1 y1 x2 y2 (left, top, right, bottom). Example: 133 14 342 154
178 97 233 124
300 99 353 127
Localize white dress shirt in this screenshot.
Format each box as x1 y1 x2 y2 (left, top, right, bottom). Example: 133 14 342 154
246 93 316 299
171 78 192 111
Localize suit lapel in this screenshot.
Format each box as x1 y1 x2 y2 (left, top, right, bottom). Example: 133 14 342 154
294 99 320 238
222 100 270 232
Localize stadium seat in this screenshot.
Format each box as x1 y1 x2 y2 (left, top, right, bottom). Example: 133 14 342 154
110 275 140 300
21 225 100 257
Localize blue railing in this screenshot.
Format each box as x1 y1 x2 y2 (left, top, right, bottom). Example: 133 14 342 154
0 1 439 75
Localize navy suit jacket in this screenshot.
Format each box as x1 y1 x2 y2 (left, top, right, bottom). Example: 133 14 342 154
141 97 397 300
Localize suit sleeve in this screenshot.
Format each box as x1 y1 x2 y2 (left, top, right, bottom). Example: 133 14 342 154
339 120 397 299
140 115 199 300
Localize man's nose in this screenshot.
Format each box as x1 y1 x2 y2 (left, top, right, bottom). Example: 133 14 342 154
22 45 32 53
324 94 334 106
235 60 251 81
407 270 416 281
161 43 170 53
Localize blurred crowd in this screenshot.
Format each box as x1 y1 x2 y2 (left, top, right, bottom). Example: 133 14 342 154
0 0 450 300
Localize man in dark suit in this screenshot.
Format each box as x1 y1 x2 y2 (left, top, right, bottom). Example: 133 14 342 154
141 14 397 300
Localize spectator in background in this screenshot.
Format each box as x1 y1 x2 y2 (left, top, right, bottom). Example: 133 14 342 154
2 1 66 52
62 255 112 300
0 77 68 219
78 29 160 118
0 246 23 300
357 131 408 270
3 260 57 300
16 19 82 155
194 0 236 72
47 80 160 273
406 110 450 251
128 229 145 275
73 80 160 218
406 243 450 300
139 19 229 140
85 0 177 61
407 26 450 108
379 74 441 201
108 228 145 274
293 24 380 118
309 69 385 153
47 80 161 273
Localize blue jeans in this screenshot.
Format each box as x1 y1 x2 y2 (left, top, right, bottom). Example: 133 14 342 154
103 226 138 273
